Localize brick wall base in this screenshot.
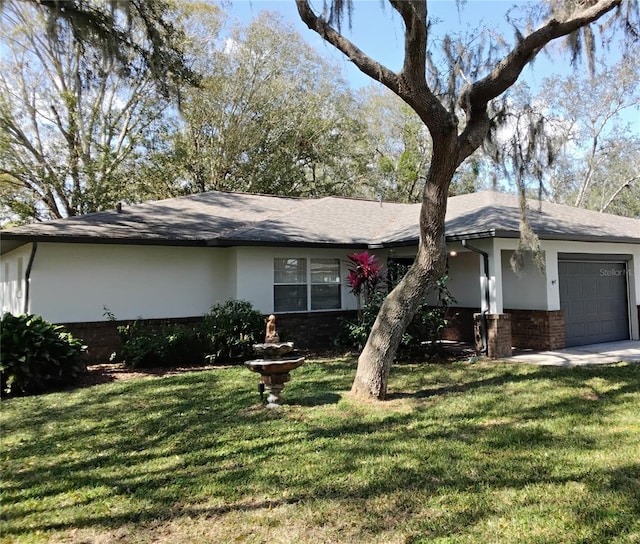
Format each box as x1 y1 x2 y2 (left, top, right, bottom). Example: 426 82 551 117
62 316 205 364
62 311 358 364
505 309 566 350
475 313 512 358
441 307 478 343
62 307 571 364
269 311 356 351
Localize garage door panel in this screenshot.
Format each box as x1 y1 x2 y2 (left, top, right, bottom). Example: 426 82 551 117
586 321 602 335
600 320 616 334
559 260 629 347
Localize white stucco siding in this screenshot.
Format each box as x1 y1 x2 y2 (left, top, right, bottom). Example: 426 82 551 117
1 244 33 315
28 243 234 323
501 250 548 310
444 250 482 307
234 246 360 314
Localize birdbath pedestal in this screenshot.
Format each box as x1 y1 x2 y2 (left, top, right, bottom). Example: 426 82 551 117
245 342 305 408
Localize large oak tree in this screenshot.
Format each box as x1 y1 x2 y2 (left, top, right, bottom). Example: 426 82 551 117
294 0 638 400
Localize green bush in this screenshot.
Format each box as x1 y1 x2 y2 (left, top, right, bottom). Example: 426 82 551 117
116 321 207 369
339 272 455 359
201 300 264 364
114 300 264 368
0 313 86 396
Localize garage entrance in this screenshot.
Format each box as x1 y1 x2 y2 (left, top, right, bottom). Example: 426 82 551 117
558 258 630 347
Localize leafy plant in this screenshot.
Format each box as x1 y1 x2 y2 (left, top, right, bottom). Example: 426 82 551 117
201 300 265 364
346 251 385 301
116 321 206 369
340 264 456 358
0 313 86 396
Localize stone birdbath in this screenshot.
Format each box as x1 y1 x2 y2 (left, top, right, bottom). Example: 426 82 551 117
244 316 305 408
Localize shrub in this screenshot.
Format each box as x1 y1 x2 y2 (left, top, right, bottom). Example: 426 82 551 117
116 321 206 369
201 300 264 364
0 313 86 396
339 268 455 359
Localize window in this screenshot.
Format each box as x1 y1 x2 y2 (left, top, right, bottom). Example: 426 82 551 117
274 258 341 312
310 259 341 310
274 258 307 312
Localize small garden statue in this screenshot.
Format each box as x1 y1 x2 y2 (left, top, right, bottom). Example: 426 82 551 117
265 314 280 344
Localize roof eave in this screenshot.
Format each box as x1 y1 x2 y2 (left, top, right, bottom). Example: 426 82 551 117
0 233 372 251
2 228 639 255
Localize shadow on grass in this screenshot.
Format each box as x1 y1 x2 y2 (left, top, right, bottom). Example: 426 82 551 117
388 362 639 400
1 361 639 541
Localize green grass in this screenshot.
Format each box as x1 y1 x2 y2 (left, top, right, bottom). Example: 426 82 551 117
1 358 639 543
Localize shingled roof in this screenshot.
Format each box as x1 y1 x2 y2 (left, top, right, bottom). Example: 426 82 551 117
2 190 639 254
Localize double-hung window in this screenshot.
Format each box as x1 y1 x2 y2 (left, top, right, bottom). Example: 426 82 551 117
274 258 341 312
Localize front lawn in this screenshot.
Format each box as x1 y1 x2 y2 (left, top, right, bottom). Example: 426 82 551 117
1 359 639 543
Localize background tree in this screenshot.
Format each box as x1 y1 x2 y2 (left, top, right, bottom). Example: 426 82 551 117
358 86 432 203
0 1 175 222
0 0 198 96
295 0 639 400
539 57 640 217
483 56 640 219
175 12 374 198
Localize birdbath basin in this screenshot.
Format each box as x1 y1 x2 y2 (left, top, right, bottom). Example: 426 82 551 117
252 342 295 359
245 342 304 408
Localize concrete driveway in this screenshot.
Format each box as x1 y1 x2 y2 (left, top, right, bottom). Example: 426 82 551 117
507 340 640 366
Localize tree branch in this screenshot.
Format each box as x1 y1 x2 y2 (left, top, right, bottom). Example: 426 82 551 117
457 0 622 161
389 0 426 86
295 0 454 137
294 0 400 93
600 175 638 212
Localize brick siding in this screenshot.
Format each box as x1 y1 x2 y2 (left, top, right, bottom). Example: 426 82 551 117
62 306 571 363
62 312 357 364
475 313 512 358
441 307 478 343
505 309 566 350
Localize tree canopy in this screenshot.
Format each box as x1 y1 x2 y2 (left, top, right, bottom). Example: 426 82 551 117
0 0 176 222
0 0 198 96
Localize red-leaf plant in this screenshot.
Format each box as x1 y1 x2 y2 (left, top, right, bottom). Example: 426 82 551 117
346 251 385 319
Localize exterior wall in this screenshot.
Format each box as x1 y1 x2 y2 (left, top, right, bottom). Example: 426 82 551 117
491 238 640 341
5 237 638 353
27 243 235 323
439 249 482 308
7 241 364 322
501 250 548 310
506 309 566 350
1 244 33 315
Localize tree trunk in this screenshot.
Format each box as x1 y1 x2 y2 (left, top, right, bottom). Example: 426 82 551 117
351 140 457 400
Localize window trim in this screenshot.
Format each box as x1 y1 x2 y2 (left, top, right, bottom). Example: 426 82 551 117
273 257 342 313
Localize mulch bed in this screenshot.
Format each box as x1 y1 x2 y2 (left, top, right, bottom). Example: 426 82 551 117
80 362 224 387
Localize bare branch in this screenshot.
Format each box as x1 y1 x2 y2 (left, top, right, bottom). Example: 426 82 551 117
600 175 639 212
464 0 621 108
388 0 427 86
295 0 400 93
295 0 454 137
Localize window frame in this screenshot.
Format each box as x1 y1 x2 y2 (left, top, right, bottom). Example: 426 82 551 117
273 256 342 313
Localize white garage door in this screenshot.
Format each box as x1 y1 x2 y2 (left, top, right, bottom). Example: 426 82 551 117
558 260 629 347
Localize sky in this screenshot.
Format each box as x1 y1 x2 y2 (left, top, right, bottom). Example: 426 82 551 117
222 0 639 130
223 1 604 86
